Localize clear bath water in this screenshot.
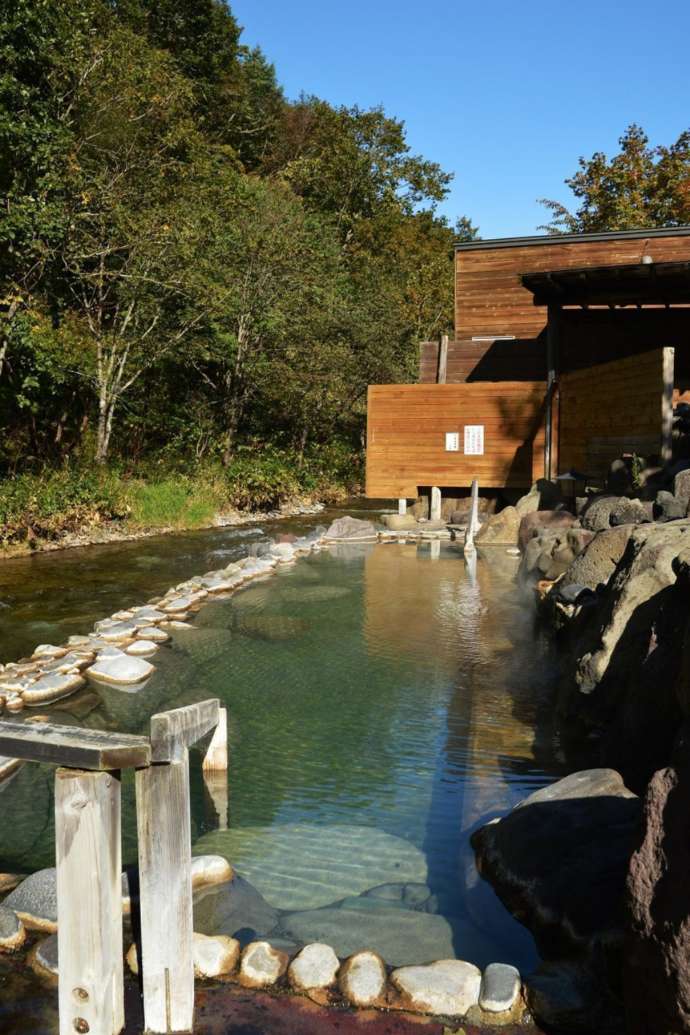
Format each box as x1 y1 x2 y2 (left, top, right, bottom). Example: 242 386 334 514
0 514 561 1028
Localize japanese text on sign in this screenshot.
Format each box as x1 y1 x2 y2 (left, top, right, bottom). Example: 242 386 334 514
464 425 484 455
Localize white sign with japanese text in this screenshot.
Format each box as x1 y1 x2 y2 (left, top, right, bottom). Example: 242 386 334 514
445 432 459 452
464 425 484 455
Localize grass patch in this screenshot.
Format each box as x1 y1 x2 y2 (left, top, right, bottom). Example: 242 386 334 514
124 477 221 530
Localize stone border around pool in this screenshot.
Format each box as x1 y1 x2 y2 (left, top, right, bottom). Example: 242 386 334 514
0 518 526 1028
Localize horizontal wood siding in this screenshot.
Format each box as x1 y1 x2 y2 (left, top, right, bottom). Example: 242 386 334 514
455 235 690 341
366 382 547 497
420 337 547 383
558 349 666 478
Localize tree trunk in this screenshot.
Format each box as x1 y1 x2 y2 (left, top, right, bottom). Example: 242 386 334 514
96 394 116 464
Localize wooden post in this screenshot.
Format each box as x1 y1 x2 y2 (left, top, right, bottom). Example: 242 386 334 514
55 767 123 1035
429 539 441 560
465 479 480 550
545 304 560 480
430 486 442 522
661 346 675 464
136 755 194 1034
437 334 449 384
202 707 228 772
398 498 407 516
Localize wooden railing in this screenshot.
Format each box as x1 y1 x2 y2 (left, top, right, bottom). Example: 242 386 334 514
0 699 228 1035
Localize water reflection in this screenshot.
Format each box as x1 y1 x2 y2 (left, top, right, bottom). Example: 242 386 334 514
0 534 560 998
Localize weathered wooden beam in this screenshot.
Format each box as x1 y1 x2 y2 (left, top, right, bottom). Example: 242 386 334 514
149 699 220 763
136 755 194 1034
0 721 151 771
55 767 124 1035
202 707 227 772
437 333 449 384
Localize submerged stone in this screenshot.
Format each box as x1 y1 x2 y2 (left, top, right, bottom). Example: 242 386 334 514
32 933 59 978
281 903 454 967
192 873 280 943
0 905 25 951
235 614 310 643
194 824 427 910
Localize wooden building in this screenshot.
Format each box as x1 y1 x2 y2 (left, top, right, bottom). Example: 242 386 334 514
366 226 690 502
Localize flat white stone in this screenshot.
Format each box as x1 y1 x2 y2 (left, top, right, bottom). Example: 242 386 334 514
130 606 166 625
87 655 154 686
239 941 288 988
22 672 85 705
193 932 240 978
391 959 481 1016
288 943 339 991
125 640 158 657
0 676 37 694
338 950 387 1006
479 962 521 1013
67 635 91 647
162 595 196 613
112 610 135 621
31 645 66 660
161 619 193 630
136 626 169 643
99 622 138 642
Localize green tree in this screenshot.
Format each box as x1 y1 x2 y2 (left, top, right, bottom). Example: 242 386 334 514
540 123 690 233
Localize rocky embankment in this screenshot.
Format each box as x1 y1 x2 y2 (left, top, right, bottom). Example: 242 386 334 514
471 467 690 1034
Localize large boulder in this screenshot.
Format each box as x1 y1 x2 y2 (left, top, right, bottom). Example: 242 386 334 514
518 510 577 552
472 770 639 959
380 513 417 532
625 723 690 1035
475 506 520 546
560 524 636 593
323 516 377 541
581 496 652 532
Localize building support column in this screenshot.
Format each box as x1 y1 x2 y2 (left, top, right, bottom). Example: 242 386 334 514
545 304 560 481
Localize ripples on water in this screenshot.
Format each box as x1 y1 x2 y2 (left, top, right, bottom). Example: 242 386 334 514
0 523 562 1028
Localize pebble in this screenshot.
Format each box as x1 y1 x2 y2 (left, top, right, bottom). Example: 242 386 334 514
6 695 24 713
193 932 240 978
338 950 387 1007
239 941 289 988
86 654 155 686
479 962 521 1013
0 906 26 951
390 959 482 1016
191 855 234 890
288 942 340 992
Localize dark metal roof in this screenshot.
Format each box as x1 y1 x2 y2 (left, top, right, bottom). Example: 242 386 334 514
521 260 690 307
454 225 690 251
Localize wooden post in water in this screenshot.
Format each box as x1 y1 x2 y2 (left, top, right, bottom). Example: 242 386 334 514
398 498 407 516
55 767 124 1035
465 479 480 551
136 755 194 1034
430 486 442 522
202 707 228 772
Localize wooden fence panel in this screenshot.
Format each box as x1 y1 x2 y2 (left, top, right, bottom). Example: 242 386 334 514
365 382 547 497
558 348 668 478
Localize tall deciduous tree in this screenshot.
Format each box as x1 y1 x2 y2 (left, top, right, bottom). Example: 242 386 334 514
540 124 690 233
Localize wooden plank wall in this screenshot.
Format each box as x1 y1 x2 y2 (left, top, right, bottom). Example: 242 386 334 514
365 382 547 498
558 349 666 478
420 337 546 383
455 234 690 340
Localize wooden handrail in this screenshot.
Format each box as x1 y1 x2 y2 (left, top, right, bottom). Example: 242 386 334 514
0 699 227 1035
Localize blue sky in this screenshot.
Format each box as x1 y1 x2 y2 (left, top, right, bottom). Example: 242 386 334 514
231 0 690 239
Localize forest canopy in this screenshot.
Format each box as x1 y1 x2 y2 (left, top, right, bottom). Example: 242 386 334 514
0 0 474 499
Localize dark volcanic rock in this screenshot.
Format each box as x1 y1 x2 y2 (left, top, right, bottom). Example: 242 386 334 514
560 524 634 592
581 496 651 532
471 769 639 959
518 510 577 552
526 958 624 1035
625 724 690 1035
